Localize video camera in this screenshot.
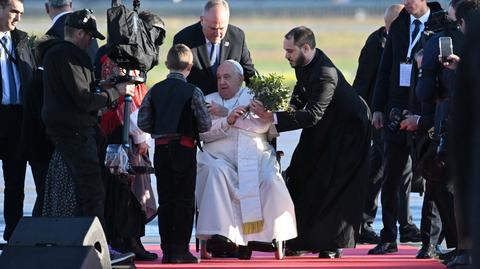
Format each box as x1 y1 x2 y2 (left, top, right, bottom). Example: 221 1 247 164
106 0 165 84
387 108 407 133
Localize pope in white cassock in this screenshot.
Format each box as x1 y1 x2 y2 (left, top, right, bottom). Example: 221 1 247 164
195 60 297 249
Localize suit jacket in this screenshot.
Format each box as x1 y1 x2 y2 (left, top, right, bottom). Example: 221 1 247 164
46 13 99 63
173 22 256 95
0 29 35 159
0 29 35 102
353 26 386 107
371 2 442 143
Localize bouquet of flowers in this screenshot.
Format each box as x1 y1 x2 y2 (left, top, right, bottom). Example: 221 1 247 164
248 73 292 112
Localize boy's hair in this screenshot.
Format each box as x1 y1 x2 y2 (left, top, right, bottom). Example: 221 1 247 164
166 44 193 71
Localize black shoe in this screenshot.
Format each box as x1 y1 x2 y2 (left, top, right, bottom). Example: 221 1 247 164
248 241 275 252
439 249 456 262
416 244 437 259
285 249 309 256
399 224 421 243
133 248 158 261
368 242 398 255
238 245 252 260
358 229 380 244
446 250 471 268
125 237 158 261
318 249 342 258
207 234 238 258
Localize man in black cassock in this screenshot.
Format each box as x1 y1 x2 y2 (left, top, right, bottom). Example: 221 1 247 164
251 26 370 259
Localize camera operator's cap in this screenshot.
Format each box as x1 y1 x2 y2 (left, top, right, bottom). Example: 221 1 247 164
65 9 105 40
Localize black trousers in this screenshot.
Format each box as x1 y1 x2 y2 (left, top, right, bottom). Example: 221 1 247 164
420 178 457 248
362 131 415 232
154 143 196 248
0 106 27 241
51 131 106 229
380 141 414 242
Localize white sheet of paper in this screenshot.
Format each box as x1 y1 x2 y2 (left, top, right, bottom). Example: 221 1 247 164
399 63 413 87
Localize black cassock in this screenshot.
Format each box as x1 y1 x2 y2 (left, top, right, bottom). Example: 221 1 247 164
276 49 370 250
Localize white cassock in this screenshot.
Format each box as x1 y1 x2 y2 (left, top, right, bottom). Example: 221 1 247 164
196 87 297 246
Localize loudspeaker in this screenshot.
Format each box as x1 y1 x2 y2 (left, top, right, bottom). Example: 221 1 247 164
0 246 102 269
2 217 111 269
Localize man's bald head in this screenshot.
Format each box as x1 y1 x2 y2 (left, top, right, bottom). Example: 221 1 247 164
384 4 404 32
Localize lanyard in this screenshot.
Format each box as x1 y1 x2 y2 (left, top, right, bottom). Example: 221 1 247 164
406 24 422 62
0 37 17 65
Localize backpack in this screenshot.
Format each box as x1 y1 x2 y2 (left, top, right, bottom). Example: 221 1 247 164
106 0 160 72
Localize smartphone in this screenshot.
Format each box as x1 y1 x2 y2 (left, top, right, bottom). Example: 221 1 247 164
439 36 453 62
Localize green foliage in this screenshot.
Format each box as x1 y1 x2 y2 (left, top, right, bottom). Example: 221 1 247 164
248 73 292 112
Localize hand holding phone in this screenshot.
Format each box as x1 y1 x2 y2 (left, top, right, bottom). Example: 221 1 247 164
439 36 453 62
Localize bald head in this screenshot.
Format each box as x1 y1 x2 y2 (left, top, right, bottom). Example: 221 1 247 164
45 0 72 20
384 4 404 32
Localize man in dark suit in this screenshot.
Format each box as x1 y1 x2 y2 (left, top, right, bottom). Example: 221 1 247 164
173 0 255 95
368 0 443 255
0 0 35 241
44 0 98 62
252 26 370 259
353 4 418 245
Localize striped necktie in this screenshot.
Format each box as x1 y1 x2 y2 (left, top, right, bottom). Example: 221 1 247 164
411 19 421 43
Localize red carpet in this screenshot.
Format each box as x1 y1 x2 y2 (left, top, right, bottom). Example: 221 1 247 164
136 244 447 269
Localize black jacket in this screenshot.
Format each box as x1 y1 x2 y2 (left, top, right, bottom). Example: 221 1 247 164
18 38 58 162
0 29 35 159
42 41 121 136
371 2 443 142
353 26 386 107
173 22 256 95
0 29 35 104
416 29 464 135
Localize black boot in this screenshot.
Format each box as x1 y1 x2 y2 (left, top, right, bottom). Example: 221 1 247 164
161 244 171 264
125 237 158 261
171 244 199 264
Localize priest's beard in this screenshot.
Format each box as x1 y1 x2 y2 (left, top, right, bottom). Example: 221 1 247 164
290 52 307 68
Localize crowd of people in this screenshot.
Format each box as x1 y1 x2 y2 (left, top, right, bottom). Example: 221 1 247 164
0 0 480 267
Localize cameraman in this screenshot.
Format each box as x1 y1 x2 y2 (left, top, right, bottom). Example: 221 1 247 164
41 10 135 231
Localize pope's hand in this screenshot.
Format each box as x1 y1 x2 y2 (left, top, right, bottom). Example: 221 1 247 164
227 106 247 125
207 100 229 117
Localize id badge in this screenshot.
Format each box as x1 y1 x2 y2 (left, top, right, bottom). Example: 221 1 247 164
399 63 413 87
